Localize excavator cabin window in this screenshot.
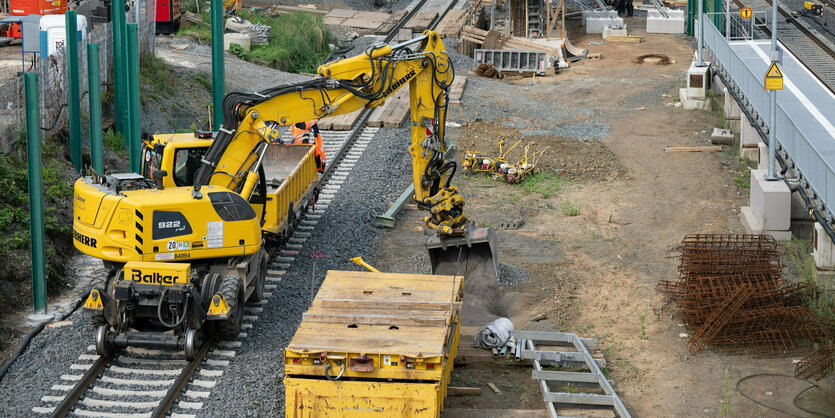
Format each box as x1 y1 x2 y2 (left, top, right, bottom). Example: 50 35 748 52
172 147 206 187
141 145 163 181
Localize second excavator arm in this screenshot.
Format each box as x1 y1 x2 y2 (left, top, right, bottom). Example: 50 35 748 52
191 31 468 235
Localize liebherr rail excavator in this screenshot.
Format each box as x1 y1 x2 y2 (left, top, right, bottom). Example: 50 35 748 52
74 31 497 358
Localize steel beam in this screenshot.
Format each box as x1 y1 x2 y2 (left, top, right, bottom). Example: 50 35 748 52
210 0 224 131
65 11 82 173
374 184 414 227
24 73 47 314
87 43 103 174
127 23 140 173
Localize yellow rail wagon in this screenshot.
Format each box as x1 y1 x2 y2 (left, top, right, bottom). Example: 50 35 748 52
284 270 463 417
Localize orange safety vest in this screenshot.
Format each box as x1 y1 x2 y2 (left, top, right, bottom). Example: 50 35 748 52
290 120 326 173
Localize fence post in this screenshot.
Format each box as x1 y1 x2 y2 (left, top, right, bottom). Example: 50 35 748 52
65 10 82 173
88 43 103 174
24 73 48 316
211 0 224 131
112 0 126 136
127 23 141 173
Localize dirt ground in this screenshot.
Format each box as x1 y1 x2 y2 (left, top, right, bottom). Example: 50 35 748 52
374 16 835 417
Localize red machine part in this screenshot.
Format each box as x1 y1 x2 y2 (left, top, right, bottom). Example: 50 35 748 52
10 0 67 16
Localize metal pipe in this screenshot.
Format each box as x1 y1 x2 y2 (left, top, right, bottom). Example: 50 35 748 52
697 0 705 65
24 73 47 315
87 43 103 174
112 0 126 135
767 0 779 180
65 11 82 173
127 23 141 173
349 256 380 272
210 0 224 131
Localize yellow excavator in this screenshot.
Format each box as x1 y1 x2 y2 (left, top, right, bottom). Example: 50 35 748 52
74 31 497 358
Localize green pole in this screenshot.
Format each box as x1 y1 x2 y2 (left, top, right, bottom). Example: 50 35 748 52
24 73 47 315
127 23 140 174
65 11 81 173
88 43 103 174
111 0 125 135
210 0 224 131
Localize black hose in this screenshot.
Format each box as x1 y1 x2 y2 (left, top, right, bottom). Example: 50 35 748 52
0 294 85 384
736 373 834 418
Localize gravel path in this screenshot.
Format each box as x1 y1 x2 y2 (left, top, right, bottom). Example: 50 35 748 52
200 125 412 416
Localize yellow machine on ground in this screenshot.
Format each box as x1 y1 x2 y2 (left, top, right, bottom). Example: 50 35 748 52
75 31 497 358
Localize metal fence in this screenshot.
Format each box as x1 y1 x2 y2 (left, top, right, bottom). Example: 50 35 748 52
705 11 768 41
702 13 835 223
0 0 156 154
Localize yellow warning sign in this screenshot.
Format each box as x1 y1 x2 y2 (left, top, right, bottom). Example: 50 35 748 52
764 62 783 90
740 7 753 19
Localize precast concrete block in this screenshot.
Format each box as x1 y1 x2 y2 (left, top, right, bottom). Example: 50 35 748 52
724 90 741 119
757 142 768 170
750 169 791 231
646 9 685 34
740 118 761 148
814 222 835 269
602 26 628 38
680 88 709 110
586 17 624 34
582 9 618 26
224 33 251 51
740 206 792 240
727 119 741 135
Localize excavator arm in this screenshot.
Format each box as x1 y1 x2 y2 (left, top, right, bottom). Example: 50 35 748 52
192 31 467 235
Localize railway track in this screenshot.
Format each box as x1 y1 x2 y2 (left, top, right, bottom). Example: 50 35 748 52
733 0 835 91
34 0 460 415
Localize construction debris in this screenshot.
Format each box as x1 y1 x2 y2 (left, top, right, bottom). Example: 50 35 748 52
473 317 514 349
633 53 671 65
475 63 504 79
657 234 834 362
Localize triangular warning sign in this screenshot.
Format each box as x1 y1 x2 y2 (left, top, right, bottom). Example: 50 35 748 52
766 62 783 78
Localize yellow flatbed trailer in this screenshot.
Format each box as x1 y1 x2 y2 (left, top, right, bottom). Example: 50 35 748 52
284 270 463 417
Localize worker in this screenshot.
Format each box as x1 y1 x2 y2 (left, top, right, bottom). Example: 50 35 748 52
291 120 326 173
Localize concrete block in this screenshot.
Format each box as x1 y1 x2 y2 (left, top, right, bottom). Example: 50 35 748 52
727 118 741 135
687 63 710 99
724 91 741 119
712 127 733 143
586 17 624 34
757 142 768 170
740 118 761 148
814 222 835 269
646 9 685 34
602 26 628 38
224 33 251 51
750 169 791 230
582 10 617 26
680 88 710 110
740 206 792 241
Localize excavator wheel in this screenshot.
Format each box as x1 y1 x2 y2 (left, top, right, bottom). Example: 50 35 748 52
88 268 117 327
248 249 267 302
218 276 244 340
201 273 222 335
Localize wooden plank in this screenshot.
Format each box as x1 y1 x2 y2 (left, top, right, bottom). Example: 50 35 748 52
448 387 482 396
448 76 467 104
302 312 448 327
269 4 328 15
487 382 501 393
367 88 409 128
434 9 466 37
322 17 346 26
320 299 463 311
405 11 439 31
664 146 723 152
375 11 407 35
317 109 362 131
342 17 387 30
326 8 358 18
605 35 644 43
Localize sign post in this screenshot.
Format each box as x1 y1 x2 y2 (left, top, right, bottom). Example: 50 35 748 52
767 0 781 181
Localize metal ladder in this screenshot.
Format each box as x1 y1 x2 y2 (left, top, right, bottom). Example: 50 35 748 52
513 330 631 418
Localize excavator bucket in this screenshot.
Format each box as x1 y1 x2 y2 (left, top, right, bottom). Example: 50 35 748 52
426 227 499 282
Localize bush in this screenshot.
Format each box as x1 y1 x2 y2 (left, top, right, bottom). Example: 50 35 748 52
561 199 581 216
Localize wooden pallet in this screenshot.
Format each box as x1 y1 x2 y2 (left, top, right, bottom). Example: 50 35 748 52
448 75 467 105
405 11 439 31
433 9 466 37
318 109 363 130
461 25 562 56
368 89 410 128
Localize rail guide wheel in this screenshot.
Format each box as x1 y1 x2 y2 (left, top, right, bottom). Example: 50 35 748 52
184 328 200 360
95 325 113 357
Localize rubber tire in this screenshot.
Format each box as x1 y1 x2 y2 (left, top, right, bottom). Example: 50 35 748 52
248 250 267 303
218 276 244 340
89 269 116 327
201 273 222 335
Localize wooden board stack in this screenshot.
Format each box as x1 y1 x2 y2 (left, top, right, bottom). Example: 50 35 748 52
434 9 467 37
317 109 363 131
448 76 467 105
460 25 562 56
404 11 439 32
368 89 410 128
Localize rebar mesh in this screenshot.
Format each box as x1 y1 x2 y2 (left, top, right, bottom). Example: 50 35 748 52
659 234 833 366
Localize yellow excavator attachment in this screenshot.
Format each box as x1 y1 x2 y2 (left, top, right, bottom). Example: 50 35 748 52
206 292 231 319
425 227 499 282
83 289 104 311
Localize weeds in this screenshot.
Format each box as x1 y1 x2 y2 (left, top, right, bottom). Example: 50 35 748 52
104 129 127 157
561 199 581 216
139 54 177 97
193 73 212 92
522 172 562 198
637 304 648 340
720 366 732 416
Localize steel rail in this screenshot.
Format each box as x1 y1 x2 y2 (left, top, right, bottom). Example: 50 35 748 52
49 350 119 418
152 335 219 418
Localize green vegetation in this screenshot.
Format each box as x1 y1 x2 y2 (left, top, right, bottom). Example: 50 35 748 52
193 73 212 92
720 366 732 416
561 199 581 216
139 53 177 97
784 238 835 322
178 11 332 74
521 172 562 198
103 128 127 158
